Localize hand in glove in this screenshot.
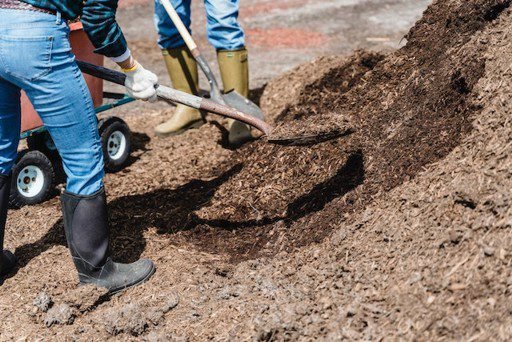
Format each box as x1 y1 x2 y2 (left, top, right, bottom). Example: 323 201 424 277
124 61 158 102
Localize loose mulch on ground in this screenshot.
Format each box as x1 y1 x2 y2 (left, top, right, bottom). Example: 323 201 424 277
2 0 512 340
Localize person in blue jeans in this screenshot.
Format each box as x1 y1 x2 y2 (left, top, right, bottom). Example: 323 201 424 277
153 0 253 145
0 0 158 293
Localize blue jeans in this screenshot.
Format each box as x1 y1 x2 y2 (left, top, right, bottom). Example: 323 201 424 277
154 0 245 50
0 9 104 196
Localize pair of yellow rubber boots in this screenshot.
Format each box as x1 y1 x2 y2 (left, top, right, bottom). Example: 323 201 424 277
154 47 252 145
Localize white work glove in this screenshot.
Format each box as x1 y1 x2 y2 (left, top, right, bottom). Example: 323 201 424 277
124 61 158 102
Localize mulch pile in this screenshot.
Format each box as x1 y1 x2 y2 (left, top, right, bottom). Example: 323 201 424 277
2 0 512 340
191 0 506 259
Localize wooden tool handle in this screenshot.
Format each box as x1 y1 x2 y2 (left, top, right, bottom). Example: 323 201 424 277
75 60 272 136
160 0 197 51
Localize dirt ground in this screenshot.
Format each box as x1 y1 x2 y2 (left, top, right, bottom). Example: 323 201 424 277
5 0 512 340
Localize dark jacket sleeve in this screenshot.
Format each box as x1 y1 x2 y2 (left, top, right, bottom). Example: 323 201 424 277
81 0 128 58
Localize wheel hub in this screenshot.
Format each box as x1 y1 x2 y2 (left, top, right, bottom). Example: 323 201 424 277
107 131 127 161
17 166 44 198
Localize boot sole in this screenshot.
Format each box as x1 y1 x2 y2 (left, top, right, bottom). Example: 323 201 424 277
108 263 157 295
155 120 205 138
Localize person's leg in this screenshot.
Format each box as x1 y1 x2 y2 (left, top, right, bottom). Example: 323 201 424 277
0 10 101 195
204 0 252 145
153 0 204 136
154 46 203 137
0 77 21 277
24 39 105 196
154 0 192 50
23 43 104 195
0 78 21 176
2 12 155 292
204 0 245 51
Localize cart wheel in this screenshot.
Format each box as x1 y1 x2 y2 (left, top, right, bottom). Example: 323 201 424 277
27 131 59 160
10 150 55 207
98 117 132 173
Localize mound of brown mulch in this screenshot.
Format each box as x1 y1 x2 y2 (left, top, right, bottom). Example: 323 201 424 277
3 0 512 340
260 51 385 125
189 0 511 260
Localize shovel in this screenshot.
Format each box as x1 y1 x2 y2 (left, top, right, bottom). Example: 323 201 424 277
77 61 353 146
159 0 264 121
76 61 271 136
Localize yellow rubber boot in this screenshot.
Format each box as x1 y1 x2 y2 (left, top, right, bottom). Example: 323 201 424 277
154 47 204 137
217 48 253 146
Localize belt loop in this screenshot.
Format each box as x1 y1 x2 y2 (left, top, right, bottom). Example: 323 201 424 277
56 11 62 24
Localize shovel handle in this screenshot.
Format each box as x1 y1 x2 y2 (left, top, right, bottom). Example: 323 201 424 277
159 0 197 51
75 61 272 136
77 60 126 86
159 0 224 102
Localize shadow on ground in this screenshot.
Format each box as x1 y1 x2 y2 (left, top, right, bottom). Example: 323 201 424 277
11 150 364 272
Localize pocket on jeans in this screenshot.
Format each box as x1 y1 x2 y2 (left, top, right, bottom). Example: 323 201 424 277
0 36 53 82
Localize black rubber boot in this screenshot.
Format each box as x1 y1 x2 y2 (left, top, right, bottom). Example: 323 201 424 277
0 174 17 278
61 188 155 294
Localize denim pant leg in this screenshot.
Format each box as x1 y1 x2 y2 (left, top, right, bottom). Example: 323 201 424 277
154 0 192 49
204 0 245 50
0 78 21 176
25 25 104 196
25 60 105 196
0 11 104 196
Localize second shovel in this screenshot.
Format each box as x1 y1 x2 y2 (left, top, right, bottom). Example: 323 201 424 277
159 0 265 121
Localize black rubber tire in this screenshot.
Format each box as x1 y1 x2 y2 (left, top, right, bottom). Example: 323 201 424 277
26 131 59 160
10 150 55 208
98 117 132 173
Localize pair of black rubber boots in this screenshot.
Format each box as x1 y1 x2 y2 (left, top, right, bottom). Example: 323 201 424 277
0 174 155 293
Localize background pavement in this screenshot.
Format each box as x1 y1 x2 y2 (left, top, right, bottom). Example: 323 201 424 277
112 0 432 92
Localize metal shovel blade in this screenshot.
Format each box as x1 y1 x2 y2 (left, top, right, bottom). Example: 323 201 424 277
222 90 265 121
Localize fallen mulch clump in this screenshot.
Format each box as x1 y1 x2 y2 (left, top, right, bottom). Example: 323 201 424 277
267 112 354 146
